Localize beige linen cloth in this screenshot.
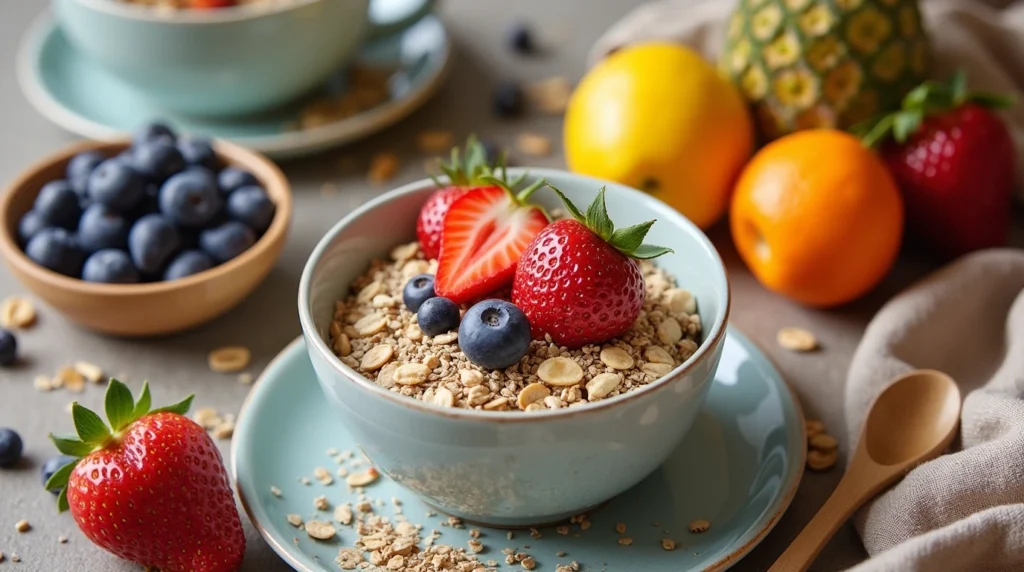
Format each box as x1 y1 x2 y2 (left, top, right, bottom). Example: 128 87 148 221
588 0 1024 201
591 2 1024 570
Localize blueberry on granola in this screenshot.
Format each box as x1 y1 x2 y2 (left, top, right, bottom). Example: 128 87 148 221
459 299 531 369
402 274 437 312
417 297 460 337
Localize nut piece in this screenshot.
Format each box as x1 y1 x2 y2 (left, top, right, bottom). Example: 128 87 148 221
336 547 364 569
393 363 430 386
805 419 825 437
641 362 674 378
334 503 354 525
346 467 380 487
354 313 388 337
483 397 510 411
416 130 455 153
460 369 484 387
586 373 621 400
466 385 491 406
360 345 394 371
314 495 330 511
270 486 282 498
664 288 697 315
0 296 36 329
431 387 455 408
73 362 104 383
688 519 710 533
599 347 634 370
661 538 677 551
208 346 251 373
34 375 53 392
516 132 553 157
644 346 674 365
286 514 303 527
807 449 837 471
305 520 337 540
777 327 818 352
657 318 683 345
14 520 31 533
56 366 85 392
517 382 551 410
810 433 838 452
333 332 352 356
368 153 400 184
618 537 633 545
526 76 572 114
537 357 584 386
356 281 384 303
390 242 419 262
314 466 334 485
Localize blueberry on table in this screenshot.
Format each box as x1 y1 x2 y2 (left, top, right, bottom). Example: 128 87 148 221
177 137 221 171
87 159 145 212
159 169 222 227
134 121 177 146
132 139 186 184
0 427 23 467
17 210 47 246
417 297 460 337
217 166 259 195
82 249 141 284
128 214 181 274
77 204 130 253
507 22 535 54
66 150 105 195
402 274 436 312
164 249 214 281
34 180 82 230
493 82 525 118
459 299 531 369
25 228 85 277
0 329 17 367
199 221 255 263
42 455 77 494
226 185 275 234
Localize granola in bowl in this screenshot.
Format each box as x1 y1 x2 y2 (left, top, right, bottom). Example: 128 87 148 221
329 240 702 412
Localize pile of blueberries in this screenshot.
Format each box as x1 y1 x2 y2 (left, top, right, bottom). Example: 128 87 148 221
402 274 532 370
19 122 276 284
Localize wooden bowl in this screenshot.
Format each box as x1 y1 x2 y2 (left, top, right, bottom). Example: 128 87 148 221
0 139 292 337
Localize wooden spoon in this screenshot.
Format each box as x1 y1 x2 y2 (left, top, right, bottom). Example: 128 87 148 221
769 369 961 572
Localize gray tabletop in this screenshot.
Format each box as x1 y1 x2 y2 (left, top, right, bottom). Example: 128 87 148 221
4 0 1007 570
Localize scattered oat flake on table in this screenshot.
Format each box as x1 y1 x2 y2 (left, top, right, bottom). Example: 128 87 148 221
320 182 339 198
34 375 53 392
661 538 677 550
286 514 303 527
305 520 336 540
193 407 222 429
688 519 710 533
516 132 553 157
368 153 400 184
0 296 36 329
236 373 253 385
58 536 68 544
618 536 633 545
270 486 282 498
212 420 234 440
56 365 85 392
313 466 334 485
314 495 330 511
416 130 455 153
777 327 818 352
15 519 31 532
526 76 572 114
208 346 251 373
346 467 379 487
10 554 18 563
73 361 104 383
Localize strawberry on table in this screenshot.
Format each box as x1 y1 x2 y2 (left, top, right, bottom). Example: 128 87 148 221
44 380 245 572
860 70 1016 260
433 172 549 304
512 187 672 348
417 136 504 260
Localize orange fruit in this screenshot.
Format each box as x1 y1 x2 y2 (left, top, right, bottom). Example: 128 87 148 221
730 129 903 308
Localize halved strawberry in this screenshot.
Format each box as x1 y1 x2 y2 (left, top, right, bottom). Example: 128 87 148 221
417 136 502 259
434 178 548 304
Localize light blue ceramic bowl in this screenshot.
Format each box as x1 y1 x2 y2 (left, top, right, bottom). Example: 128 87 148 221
297 169 731 527
51 0 433 117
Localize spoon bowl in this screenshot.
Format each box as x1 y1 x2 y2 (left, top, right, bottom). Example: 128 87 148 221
770 369 961 572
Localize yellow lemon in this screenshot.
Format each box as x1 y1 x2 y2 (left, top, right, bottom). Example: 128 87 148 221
564 43 754 229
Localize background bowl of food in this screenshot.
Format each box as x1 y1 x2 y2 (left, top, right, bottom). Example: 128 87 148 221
51 0 436 116
299 164 730 527
0 123 292 337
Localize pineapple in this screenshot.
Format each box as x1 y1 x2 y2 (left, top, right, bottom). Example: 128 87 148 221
720 0 930 140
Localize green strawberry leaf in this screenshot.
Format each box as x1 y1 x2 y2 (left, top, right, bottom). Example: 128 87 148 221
968 92 1016 109
892 110 923 144
151 394 195 417
49 434 94 457
105 379 136 432
610 220 656 254
631 244 675 260
584 188 614 241
72 403 110 446
43 458 79 495
515 178 547 204
57 486 70 513
132 381 152 421
950 69 968 105
549 186 586 222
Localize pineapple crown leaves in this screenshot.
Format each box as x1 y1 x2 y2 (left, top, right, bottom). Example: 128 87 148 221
550 185 674 260
44 379 194 512
858 69 1016 148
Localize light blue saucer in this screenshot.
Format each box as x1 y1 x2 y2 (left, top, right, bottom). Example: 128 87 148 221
232 329 804 571
16 7 451 159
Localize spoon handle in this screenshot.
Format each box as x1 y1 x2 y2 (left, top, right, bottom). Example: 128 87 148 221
767 473 872 572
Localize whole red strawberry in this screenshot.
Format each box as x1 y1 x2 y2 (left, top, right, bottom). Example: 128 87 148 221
512 187 672 348
417 136 503 259
861 71 1015 259
45 380 245 572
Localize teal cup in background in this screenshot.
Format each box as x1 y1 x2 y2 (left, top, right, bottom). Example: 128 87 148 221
52 0 435 117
